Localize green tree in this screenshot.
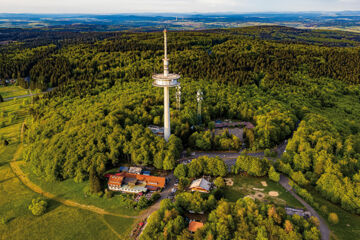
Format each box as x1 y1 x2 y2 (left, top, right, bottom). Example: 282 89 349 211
89 167 102 194
214 177 226 188
268 166 280 182
28 198 47 216
137 196 149 209
328 212 339 224
174 164 188 179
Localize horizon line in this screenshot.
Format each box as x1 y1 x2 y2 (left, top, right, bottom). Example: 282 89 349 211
1 10 360 15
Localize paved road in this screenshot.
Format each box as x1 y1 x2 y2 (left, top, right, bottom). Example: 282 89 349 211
137 173 175 220
279 175 330 240
178 139 330 240
136 173 175 239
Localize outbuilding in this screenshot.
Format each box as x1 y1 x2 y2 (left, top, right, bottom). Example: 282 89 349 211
189 178 211 193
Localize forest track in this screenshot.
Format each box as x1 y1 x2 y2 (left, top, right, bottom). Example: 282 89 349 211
9 145 137 219
279 175 330 240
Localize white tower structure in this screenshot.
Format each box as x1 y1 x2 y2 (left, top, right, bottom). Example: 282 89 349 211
197 89 203 122
176 85 181 110
152 29 180 142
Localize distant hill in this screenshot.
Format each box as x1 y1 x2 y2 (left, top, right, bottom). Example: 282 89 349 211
1 12 360 32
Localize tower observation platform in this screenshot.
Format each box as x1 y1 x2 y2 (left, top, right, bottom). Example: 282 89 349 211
152 29 180 141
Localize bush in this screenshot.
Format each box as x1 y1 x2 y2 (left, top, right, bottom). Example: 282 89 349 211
174 164 188 179
268 166 280 182
137 196 149 209
150 192 161 203
264 149 277 157
1 139 9 146
233 155 269 177
28 198 47 216
0 216 8 225
291 171 309 186
104 189 113 199
320 205 328 215
89 167 102 194
328 212 339 225
214 177 225 188
178 178 191 191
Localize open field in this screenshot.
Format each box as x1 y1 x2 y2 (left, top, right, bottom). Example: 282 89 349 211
0 142 133 240
223 174 304 209
21 165 140 216
308 188 360 240
0 87 134 240
0 86 29 99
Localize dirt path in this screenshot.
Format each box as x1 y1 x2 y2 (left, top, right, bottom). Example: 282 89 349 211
3 88 55 102
9 145 136 219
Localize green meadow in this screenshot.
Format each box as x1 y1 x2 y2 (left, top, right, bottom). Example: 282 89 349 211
0 87 134 240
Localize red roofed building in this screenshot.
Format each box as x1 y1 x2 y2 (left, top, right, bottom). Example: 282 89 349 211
188 221 204 233
107 172 166 193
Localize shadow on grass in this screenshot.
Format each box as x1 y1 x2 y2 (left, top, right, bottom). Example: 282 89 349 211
46 199 62 213
0 161 11 167
0 176 15 184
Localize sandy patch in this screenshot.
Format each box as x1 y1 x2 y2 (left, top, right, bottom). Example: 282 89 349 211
261 181 267 187
224 178 234 186
254 192 265 200
253 188 264 191
244 195 256 200
268 191 279 197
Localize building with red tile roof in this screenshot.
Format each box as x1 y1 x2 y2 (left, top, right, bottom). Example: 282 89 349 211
188 221 204 233
107 172 166 193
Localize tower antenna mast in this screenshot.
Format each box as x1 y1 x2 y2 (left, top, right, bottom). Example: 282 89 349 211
197 89 203 123
152 29 181 141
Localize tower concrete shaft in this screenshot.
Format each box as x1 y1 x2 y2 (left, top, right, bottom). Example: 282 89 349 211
152 29 180 142
164 86 170 141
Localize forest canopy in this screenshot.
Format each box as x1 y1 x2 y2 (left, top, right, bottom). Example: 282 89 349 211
1 26 357 215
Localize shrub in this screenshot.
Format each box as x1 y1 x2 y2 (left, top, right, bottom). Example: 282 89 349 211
309 216 320 227
0 217 8 225
137 196 149 209
268 166 280 182
328 213 339 225
233 155 269 177
320 205 328 214
28 198 47 216
291 171 309 186
174 164 188 179
104 189 113 199
214 177 225 188
1 139 9 146
178 178 191 191
150 192 161 203
89 167 102 194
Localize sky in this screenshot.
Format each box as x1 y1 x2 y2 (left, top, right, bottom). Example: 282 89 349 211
0 0 360 14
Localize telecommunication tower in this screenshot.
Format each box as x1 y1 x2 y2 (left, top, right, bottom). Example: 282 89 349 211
176 85 181 110
152 29 181 141
197 89 203 122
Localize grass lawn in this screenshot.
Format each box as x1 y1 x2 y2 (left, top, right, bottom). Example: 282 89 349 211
0 89 135 239
223 174 304 209
0 142 132 240
104 215 136 238
0 86 29 99
308 189 360 240
22 165 140 216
